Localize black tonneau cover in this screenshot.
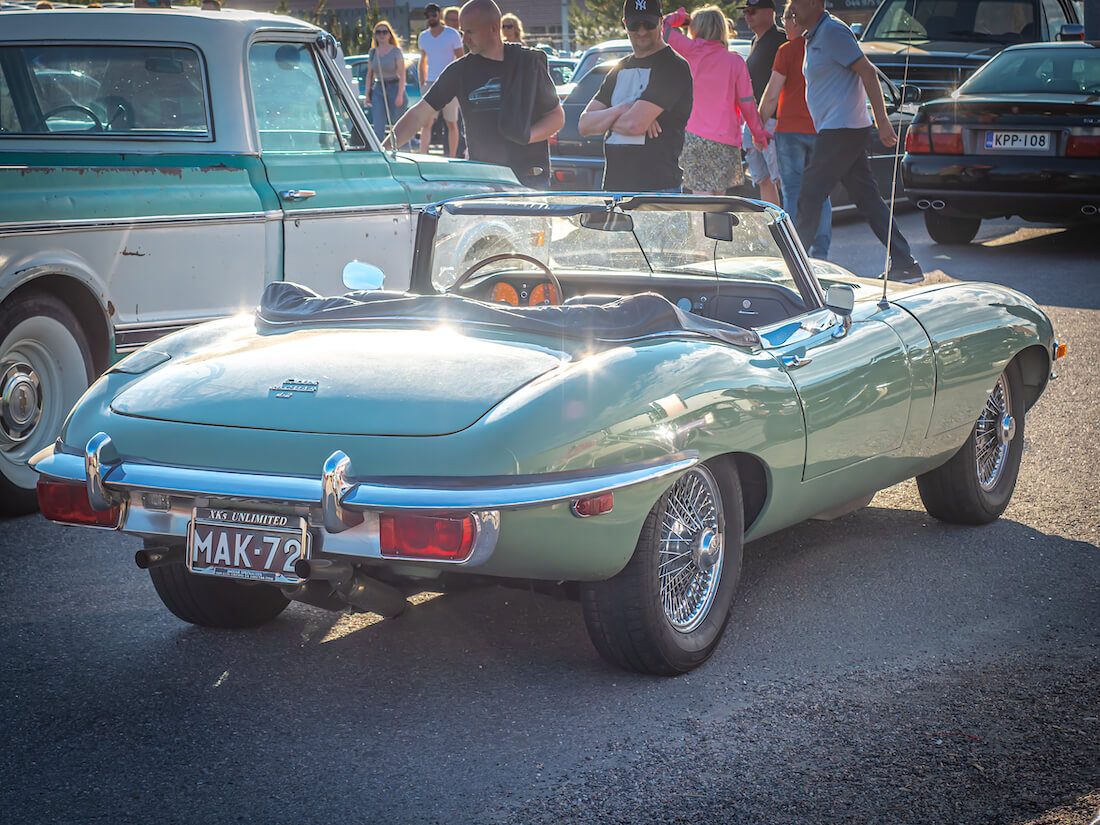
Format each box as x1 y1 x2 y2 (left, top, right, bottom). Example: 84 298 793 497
257 283 761 349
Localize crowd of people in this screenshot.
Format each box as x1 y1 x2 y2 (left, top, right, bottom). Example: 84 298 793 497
364 0 922 281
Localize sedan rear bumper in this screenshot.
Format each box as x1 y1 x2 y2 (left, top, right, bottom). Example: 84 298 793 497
903 154 1100 220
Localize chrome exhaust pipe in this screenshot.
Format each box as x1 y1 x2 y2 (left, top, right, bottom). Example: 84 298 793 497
294 558 408 618
931 200 946 210
134 545 184 569
1082 204 1098 216
916 199 931 209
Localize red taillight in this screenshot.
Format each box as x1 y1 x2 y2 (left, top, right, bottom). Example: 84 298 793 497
1067 135 1100 157
379 513 476 561
930 130 963 154
571 492 614 517
37 478 121 528
904 128 931 153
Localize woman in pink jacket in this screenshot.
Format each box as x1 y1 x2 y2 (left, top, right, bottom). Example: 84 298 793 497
663 6 772 195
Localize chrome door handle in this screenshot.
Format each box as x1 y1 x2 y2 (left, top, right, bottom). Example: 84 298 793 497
279 189 317 201
781 354 813 369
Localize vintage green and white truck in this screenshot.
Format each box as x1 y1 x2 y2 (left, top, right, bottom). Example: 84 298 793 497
0 7 518 513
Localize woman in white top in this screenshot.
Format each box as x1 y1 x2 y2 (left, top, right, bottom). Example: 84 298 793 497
364 20 407 142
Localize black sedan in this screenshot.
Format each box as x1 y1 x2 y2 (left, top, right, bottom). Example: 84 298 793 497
550 59 918 210
903 41 1100 245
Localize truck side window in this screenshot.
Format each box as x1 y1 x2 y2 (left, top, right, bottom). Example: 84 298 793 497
319 58 368 149
0 44 209 137
1041 0 1068 40
249 41 341 152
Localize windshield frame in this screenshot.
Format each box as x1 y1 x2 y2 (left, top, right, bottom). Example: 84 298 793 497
411 192 826 312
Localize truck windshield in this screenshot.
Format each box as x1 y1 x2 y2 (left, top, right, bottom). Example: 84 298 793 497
863 0 1039 44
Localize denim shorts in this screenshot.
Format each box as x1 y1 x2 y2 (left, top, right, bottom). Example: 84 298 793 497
743 119 779 184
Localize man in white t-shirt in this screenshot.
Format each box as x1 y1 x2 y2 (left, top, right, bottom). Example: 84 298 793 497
418 2 464 156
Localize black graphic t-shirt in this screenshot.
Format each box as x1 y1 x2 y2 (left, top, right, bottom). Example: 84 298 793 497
594 46 693 192
424 50 559 182
746 26 786 102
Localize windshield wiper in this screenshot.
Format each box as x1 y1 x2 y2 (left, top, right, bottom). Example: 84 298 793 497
946 30 1015 42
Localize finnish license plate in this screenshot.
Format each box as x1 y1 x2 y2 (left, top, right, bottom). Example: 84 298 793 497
187 508 310 585
985 131 1050 152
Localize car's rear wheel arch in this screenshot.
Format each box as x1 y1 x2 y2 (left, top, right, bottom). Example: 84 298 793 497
5 275 111 374
717 451 768 533
1011 344 1051 412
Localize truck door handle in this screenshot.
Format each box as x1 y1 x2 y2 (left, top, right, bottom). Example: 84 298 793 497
781 354 813 369
279 189 317 201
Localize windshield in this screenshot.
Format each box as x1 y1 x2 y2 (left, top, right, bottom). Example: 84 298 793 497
960 47 1100 95
427 194 800 295
863 0 1038 43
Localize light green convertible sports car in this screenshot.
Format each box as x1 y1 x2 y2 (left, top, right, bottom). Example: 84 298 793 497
32 194 1064 675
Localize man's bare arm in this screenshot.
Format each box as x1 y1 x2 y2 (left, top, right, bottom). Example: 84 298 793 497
529 102 565 143
418 51 428 87
610 100 663 137
851 56 897 147
383 99 437 150
578 99 627 137
758 70 786 123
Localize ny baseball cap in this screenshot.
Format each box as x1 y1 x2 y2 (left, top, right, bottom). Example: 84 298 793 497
743 0 775 8
623 0 662 23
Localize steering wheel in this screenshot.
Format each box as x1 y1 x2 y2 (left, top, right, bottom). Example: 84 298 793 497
449 253 563 306
37 104 104 132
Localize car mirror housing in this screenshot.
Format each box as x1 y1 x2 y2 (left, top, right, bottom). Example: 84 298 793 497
899 83 921 104
825 284 855 316
342 261 386 291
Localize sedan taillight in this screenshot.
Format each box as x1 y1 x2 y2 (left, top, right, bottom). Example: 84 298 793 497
930 127 964 154
1067 135 1100 157
904 127 931 153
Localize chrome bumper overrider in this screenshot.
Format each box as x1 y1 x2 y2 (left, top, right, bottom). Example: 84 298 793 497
31 434 699 566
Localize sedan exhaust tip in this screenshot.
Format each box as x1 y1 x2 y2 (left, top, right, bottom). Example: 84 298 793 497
1082 205 1098 216
134 546 183 569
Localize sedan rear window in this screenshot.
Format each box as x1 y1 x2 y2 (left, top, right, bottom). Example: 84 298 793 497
864 0 1039 44
0 45 209 137
961 48 1100 95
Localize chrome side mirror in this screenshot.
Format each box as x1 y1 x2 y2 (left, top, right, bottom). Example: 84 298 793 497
825 284 855 339
899 83 921 104
850 22 864 38
342 261 385 291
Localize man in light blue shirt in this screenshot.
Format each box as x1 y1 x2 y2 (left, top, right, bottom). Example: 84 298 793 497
787 0 921 282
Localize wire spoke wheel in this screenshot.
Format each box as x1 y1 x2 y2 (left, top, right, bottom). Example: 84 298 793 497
974 374 1013 491
916 362 1026 525
581 459 744 675
658 466 723 633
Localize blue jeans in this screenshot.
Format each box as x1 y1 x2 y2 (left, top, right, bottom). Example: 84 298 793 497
775 131 831 258
370 81 407 142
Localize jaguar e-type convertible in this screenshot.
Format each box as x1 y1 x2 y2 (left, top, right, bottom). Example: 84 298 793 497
32 194 1064 675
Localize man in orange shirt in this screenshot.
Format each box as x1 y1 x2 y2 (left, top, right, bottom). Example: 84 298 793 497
758 6 830 257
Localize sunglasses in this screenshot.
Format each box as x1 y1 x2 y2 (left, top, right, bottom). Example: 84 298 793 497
374 29 390 34
626 18 657 31
502 23 516 29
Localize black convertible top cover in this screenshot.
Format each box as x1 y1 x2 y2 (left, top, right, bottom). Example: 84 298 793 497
257 282 761 349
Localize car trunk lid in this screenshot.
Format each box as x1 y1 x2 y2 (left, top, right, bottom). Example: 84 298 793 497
110 328 564 436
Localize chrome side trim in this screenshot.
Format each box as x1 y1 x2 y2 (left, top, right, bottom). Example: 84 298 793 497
32 439 698 514
0 211 279 235
280 204 412 220
114 317 226 351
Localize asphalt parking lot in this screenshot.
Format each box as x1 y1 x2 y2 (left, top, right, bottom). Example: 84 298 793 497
1 210 1097 825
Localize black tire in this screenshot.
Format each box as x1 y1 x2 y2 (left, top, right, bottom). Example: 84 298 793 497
581 459 744 675
924 210 981 245
149 559 290 628
917 361 1026 525
0 293 95 517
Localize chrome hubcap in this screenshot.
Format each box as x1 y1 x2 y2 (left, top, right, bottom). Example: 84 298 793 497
0 360 43 449
975 374 1013 492
658 465 724 633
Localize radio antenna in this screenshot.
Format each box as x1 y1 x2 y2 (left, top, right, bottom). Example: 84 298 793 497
880 3 918 309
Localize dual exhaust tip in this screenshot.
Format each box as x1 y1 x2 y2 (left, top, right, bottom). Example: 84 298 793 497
917 200 1099 217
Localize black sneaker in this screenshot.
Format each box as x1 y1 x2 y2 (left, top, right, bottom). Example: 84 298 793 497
880 259 924 284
